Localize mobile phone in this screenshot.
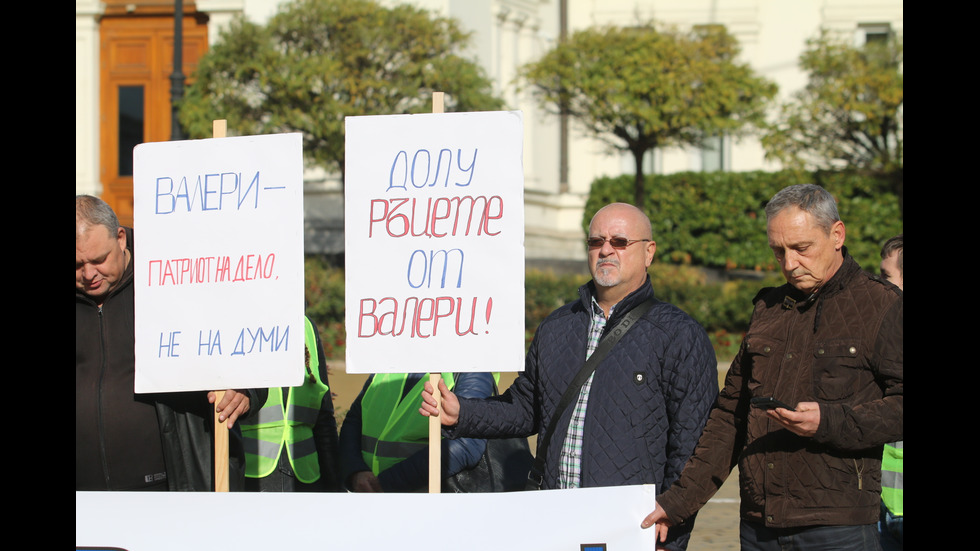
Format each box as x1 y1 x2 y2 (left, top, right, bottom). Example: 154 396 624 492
750 396 795 411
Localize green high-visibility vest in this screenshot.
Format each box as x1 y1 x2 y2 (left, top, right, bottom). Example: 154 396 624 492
359 373 456 476
881 440 903 517
241 318 330 483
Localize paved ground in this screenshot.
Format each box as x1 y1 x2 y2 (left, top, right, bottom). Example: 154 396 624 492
684 363 741 551
328 363 742 550
687 467 740 550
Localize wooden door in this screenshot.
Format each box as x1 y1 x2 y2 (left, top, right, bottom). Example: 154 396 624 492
99 11 208 227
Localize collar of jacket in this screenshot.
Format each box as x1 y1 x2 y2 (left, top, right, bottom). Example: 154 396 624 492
577 275 656 329
788 246 858 308
788 247 859 333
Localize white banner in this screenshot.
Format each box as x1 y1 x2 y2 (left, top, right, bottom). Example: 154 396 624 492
344 111 526 374
77 485 658 550
132 133 306 393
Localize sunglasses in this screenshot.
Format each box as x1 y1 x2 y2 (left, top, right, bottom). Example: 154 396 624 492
586 237 651 249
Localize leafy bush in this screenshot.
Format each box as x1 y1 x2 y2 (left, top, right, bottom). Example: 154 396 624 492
306 259 781 361
585 169 903 272
651 265 782 333
304 256 347 360
306 167 901 362
523 270 584 348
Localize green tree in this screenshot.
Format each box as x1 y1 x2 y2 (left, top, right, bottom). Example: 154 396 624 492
520 23 776 209
762 31 903 179
179 0 504 179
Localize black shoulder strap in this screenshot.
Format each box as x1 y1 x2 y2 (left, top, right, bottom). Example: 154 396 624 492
526 297 656 489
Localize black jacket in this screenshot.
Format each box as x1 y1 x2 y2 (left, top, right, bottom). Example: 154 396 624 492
451 277 717 550
76 228 264 491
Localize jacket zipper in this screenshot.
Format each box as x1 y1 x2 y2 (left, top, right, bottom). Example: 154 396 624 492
98 305 111 488
853 458 863 490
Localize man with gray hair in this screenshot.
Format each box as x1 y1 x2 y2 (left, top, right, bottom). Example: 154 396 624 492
642 184 903 550
76 195 264 491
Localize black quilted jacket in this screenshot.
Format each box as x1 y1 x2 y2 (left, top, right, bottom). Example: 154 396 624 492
451 277 717 548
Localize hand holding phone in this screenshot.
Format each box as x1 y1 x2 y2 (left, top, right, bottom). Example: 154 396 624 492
750 396 796 411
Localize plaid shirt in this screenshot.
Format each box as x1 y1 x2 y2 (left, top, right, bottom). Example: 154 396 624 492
557 297 611 488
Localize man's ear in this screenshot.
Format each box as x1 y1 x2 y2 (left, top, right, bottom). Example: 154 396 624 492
645 240 657 267
831 221 845 250
116 227 127 251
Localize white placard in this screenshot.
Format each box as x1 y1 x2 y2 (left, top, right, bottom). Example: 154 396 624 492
344 112 526 374
77 485 658 550
132 133 305 393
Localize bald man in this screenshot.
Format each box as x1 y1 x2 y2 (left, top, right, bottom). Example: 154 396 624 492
422 203 717 551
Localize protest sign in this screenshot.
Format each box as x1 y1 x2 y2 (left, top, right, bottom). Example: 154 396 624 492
132 133 305 393
77 484 659 549
344 111 525 374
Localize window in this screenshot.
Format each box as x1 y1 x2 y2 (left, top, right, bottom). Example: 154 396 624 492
117 86 144 177
857 23 892 46
699 135 728 172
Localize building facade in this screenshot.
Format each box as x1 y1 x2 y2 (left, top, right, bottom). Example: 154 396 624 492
75 0 902 265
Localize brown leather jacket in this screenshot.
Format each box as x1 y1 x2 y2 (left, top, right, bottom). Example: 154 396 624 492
658 252 903 528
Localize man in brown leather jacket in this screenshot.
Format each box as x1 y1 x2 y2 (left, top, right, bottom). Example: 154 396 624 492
642 184 902 550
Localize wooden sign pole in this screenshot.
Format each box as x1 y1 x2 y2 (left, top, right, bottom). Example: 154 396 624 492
428 92 444 495
211 119 231 493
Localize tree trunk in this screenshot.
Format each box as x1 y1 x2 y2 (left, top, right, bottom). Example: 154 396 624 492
633 148 646 209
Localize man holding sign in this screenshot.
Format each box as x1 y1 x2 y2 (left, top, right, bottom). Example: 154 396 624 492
422 203 717 551
76 195 263 491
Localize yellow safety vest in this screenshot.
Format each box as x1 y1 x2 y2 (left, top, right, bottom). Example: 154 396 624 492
881 440 903 517
241 318 330 483
359 373 456 476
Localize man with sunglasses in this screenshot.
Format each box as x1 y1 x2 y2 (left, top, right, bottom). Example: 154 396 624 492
422 203 717 551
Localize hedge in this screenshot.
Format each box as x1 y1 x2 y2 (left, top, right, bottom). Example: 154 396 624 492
584 169 903 272
305 259 781 361
305 169 901 361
